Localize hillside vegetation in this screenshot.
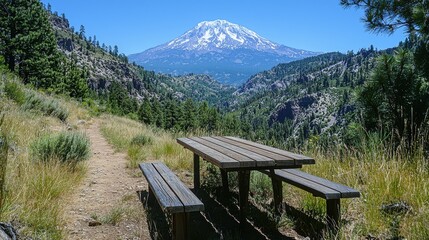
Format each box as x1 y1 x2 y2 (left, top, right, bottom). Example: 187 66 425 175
0 71 91 239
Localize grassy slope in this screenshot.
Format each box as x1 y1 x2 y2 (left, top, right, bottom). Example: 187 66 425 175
0 72 91 239
100 113 429 239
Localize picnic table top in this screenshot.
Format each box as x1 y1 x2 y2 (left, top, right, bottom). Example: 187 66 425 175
177 136 315 170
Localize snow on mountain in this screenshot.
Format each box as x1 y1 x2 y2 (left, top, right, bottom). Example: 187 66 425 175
165 20 276 51
129 20 321 85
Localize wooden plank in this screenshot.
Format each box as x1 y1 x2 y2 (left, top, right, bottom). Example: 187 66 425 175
283 169 360 198
201 136 275 167
177 138 240 169
139 163 184 213
153 162 204 212
213 136 296 166
214 136 292 160
225 136 315 165
192 137 256 168
268 169 341 199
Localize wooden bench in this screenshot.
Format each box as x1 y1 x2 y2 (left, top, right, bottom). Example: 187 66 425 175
139 161 204 240
262 168 360 231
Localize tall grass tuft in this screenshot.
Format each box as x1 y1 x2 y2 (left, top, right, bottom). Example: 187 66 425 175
130 134 153 146
100 115 192 171
22 91 69 122
0 114 8 213
31 131 90 167
4 80 25 104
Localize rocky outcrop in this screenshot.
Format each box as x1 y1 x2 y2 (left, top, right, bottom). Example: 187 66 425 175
57 38 74 52
269 95 316 124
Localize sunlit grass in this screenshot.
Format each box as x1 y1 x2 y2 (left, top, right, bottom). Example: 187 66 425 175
100 114 192 171
0 83 88 239
298 142 429 239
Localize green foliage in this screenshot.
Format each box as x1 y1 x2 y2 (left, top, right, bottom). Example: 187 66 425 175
0 0 60 88
359 49 428 143
0 0 90 100
130 134 153 146
4 80 25 104
31 131 90 165
342 1 429 150
138 98 152 124
340 0 429 35
57 59 90 99
107 81 137 116
22 92 69 122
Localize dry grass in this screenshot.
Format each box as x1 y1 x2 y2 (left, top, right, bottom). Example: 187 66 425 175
99 114 192 171
291 146 429 239
0 82 89 239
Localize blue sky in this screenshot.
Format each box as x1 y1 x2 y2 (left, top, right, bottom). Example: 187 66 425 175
41 0 407 55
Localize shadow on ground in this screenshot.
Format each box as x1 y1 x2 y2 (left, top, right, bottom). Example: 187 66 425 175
138 187 325 240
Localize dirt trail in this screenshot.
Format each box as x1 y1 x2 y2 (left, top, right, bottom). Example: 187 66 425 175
64 121 150 239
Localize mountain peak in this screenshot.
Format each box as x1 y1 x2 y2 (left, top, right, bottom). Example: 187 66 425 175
164 19 279 51
129 20 321 85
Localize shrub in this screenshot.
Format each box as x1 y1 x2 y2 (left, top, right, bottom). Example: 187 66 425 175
31 131 90 166
4 80 25 104
22 92 69 122
130 134 153 146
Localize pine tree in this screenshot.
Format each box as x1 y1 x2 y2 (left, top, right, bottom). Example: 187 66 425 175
138 99 153 125
183 98 197 131
79 25 85 39
0 0 61 88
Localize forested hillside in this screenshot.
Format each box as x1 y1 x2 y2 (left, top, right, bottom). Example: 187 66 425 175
230 48 394 147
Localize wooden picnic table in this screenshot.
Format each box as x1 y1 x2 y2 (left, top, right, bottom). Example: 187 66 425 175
177 136 315 228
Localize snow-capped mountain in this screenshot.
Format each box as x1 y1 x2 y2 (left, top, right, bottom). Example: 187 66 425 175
129 20 321 85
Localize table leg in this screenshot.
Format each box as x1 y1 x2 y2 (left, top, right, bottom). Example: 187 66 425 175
270 169 283 214
193 153 200 190
238 170 250 229
327 199 341 234
220 169 229 194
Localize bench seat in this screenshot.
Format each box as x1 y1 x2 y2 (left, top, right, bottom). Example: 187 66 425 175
262 168 360 231
267 169 360 199
139 161 204 240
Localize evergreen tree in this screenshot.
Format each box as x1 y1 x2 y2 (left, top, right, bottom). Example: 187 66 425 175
152 98 164 128
61 58 89 99
113 45 119 56
138 99 153 125
79 25 85 39
0 0 61 88
342 0 429 147
183 98 197 131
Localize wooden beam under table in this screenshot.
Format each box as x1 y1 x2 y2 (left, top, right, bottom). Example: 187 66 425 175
270 169 283 214
238 170 250 231
220 169 229 195
193 153 200 190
